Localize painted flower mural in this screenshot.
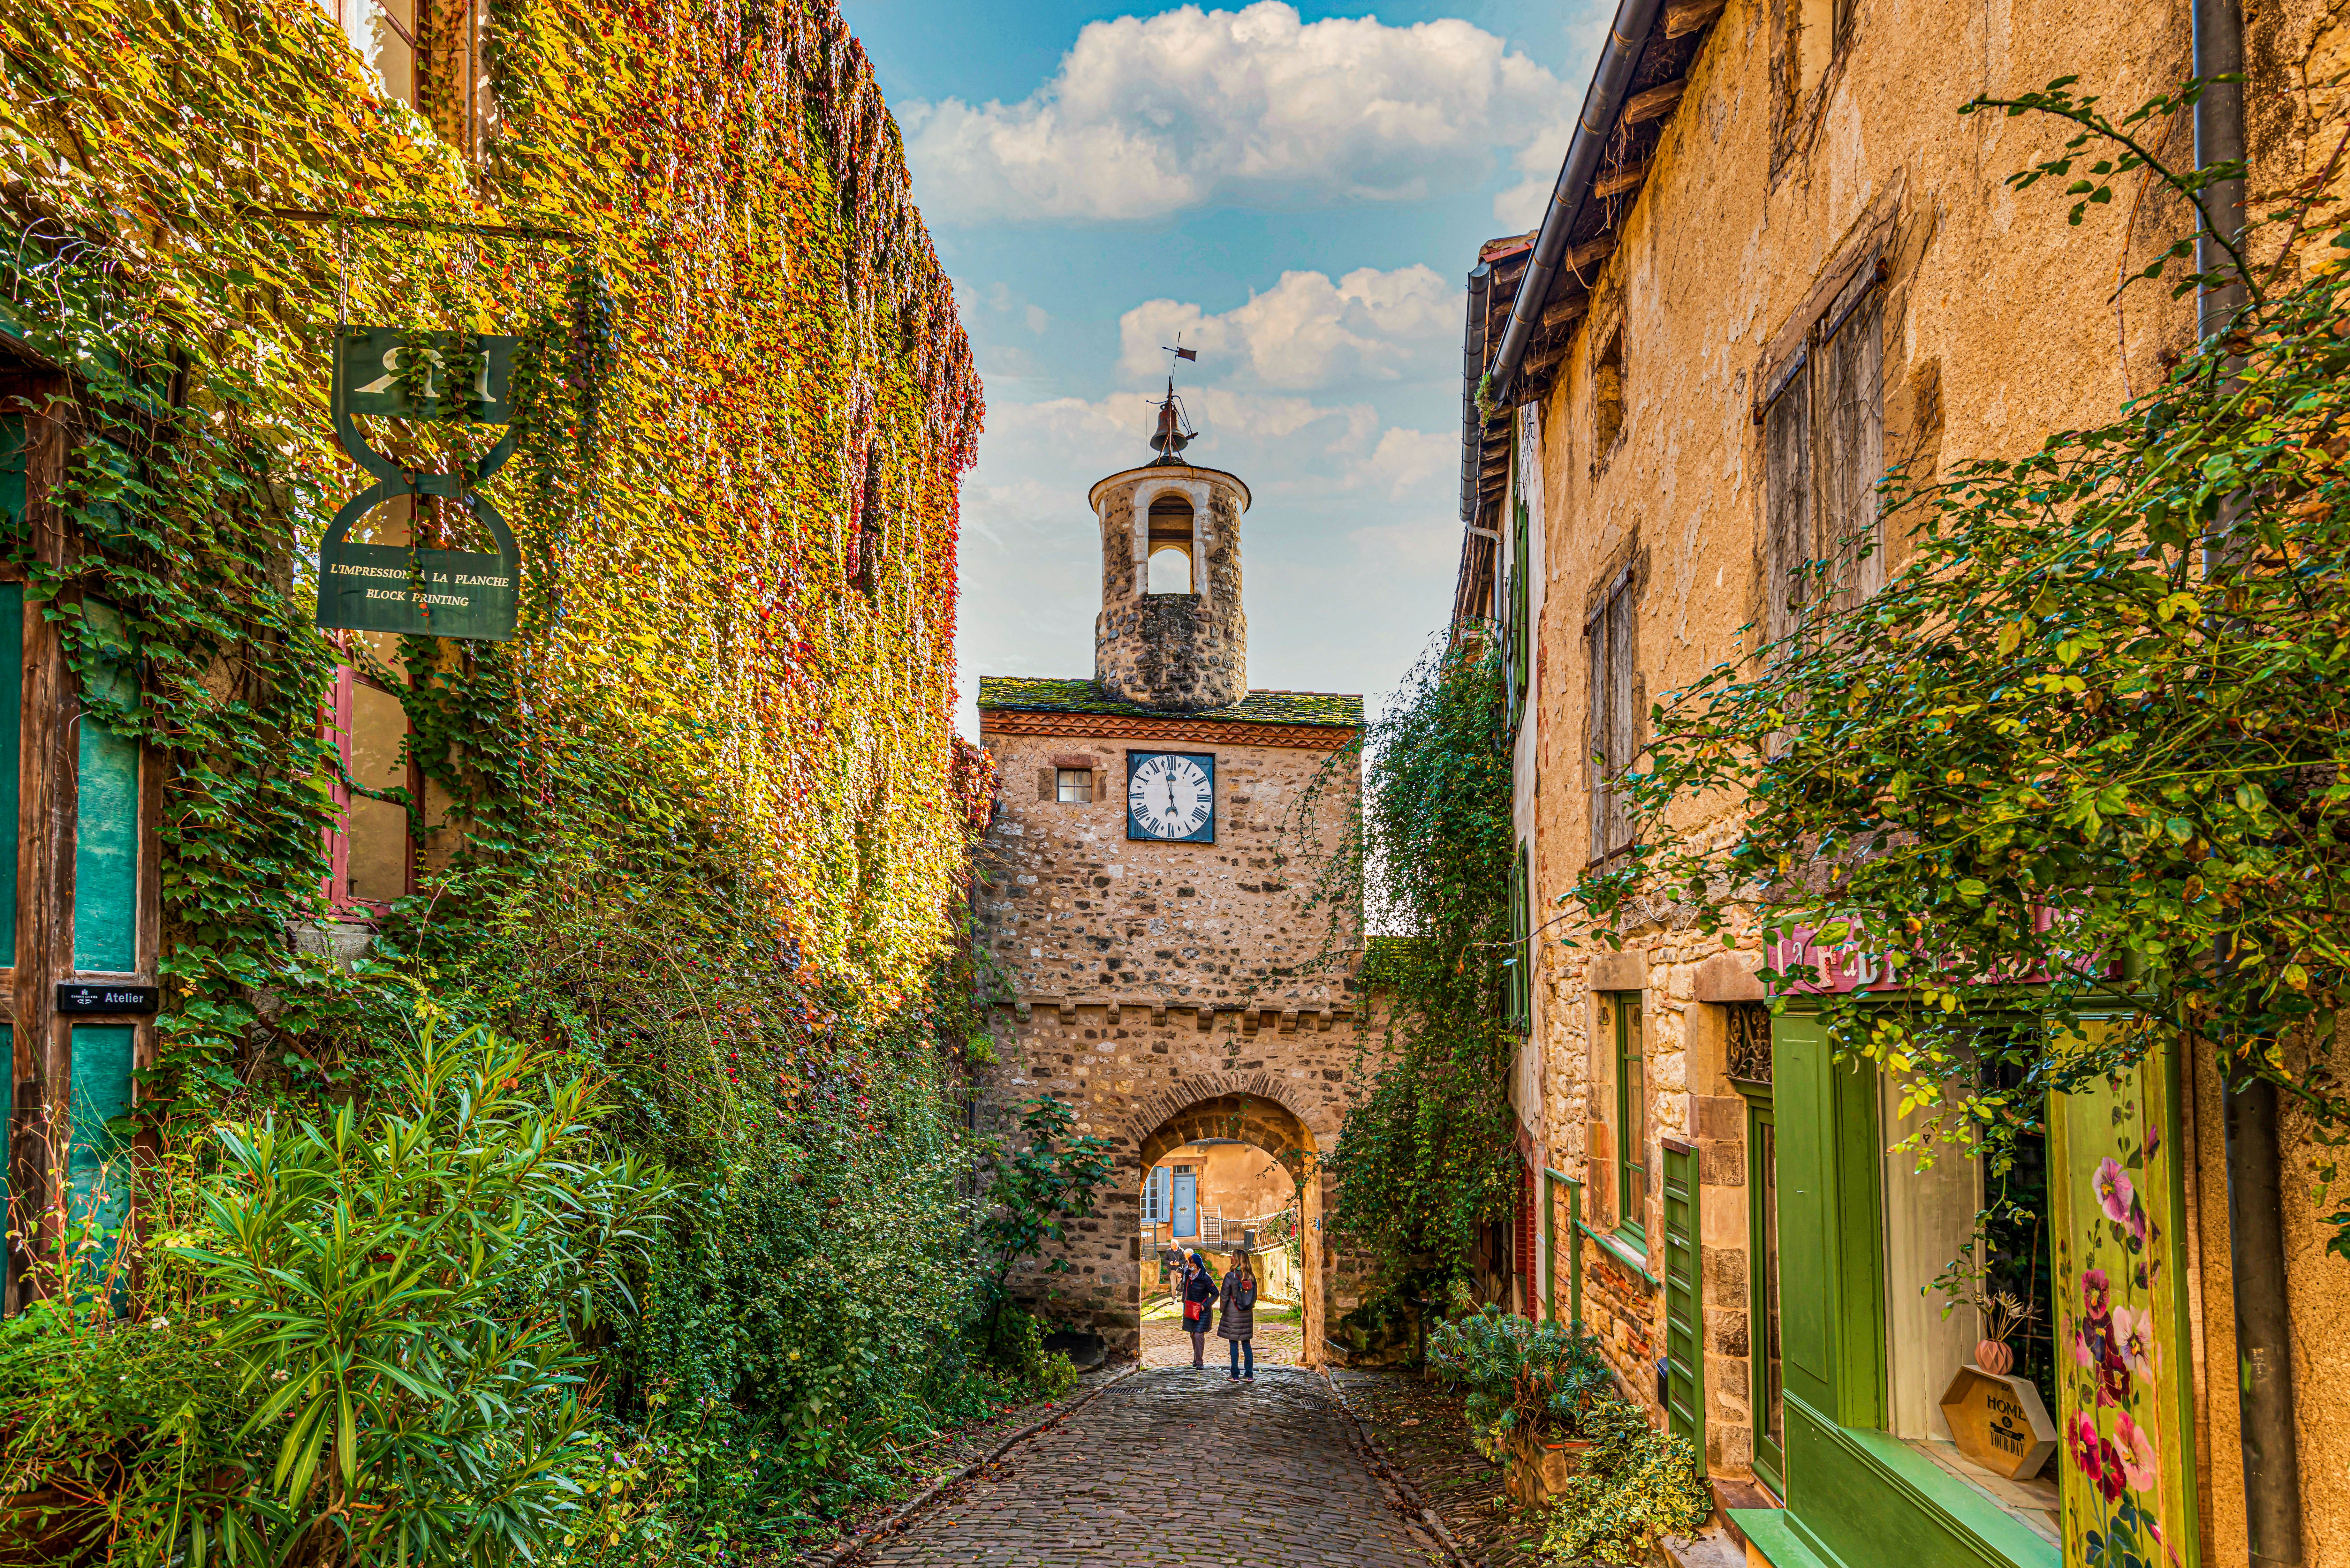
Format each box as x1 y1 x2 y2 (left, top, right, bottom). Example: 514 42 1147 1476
2055 1067 2187 1568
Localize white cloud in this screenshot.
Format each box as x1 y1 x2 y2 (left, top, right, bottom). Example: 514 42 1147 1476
1364 426 1453 500
1117 264 1456 391
900 3 1574 224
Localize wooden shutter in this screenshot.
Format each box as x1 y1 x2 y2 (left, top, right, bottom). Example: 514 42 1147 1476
1661 1137 1706 1469
0 582 19 968
1035 766 1052 802
1814 279 1885 604
1508 843 1531 1031
1606 580 1635 854
1762 367 1811 646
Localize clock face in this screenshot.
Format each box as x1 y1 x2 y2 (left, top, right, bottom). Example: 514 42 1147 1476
1126 752 1216 843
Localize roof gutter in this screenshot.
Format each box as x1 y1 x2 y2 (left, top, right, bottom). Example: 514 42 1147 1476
1485 0 1665 406
1458 261 1493 521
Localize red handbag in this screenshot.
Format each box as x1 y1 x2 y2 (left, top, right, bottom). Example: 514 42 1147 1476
1183 1300 1202 1323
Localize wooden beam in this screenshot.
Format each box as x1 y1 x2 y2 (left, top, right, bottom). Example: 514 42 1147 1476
1623 80 1687 125
1664 0 1725 36
1522 343 1569 379
1561 235 1616 276
1542 295 1590 331
1595 159 1653 199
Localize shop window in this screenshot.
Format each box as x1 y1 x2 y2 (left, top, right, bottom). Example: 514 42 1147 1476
1586 567 1637 859
1055 768 1093 804
1603 990 1648 1240
325 664 413 915
73 601 140 974
1146 494 1195 595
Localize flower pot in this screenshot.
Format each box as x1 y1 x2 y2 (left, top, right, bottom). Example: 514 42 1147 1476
1504 1424 1593 1507
1975 1340 2014 1377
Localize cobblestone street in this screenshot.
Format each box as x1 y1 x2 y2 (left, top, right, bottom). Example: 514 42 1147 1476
864 1367 1449 1566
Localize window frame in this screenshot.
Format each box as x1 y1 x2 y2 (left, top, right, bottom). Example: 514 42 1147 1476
1054 767 1093 804
1761 264 1886 650
1610 989 1648 1244
322 660 417 919
1586 566 1637 861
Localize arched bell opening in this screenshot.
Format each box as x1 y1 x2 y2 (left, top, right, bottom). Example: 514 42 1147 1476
1133 1093 1323 1369
1144 493 1195 595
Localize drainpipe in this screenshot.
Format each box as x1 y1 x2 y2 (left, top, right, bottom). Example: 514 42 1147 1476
1485 0 1666 405
2194 0 2305 1559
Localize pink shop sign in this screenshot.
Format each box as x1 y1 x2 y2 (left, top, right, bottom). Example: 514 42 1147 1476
1766 910 2120 996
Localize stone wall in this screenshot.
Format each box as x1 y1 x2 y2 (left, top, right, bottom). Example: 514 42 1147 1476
1092 466 1247 711
975 712 1365 1360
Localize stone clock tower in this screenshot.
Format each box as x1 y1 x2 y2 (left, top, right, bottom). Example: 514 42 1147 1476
974 386 1366 1364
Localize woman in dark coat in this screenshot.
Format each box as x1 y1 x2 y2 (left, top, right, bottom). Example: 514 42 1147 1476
1217 1250 1259 1381
1178 1250 1218 1368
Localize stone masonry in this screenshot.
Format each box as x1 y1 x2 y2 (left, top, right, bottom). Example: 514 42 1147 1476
975 426 1365 1365
1090 462 1247 712
974 699 1363 1363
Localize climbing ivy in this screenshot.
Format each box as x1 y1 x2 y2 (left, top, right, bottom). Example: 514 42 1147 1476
1302 634 1519 1289
0 0 1010 1551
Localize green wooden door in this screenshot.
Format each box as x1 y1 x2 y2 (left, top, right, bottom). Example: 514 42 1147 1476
1747 1096 1785 1495
1661 1136 1705 1469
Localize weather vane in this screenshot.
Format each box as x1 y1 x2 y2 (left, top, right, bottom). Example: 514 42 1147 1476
1151 336 1197 463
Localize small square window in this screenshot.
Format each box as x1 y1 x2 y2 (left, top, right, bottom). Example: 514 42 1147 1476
1055 768 1093 803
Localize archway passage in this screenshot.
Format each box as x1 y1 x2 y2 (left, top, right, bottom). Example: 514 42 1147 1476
1135 1093 1324 1371
1144 493 1195 594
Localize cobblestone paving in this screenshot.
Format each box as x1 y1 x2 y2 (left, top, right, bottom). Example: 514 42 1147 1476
1139 1307 1304 1369
866 1367 1444 1567
1331 1370 1542 1567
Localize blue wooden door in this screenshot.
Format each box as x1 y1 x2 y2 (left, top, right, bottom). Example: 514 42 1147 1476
1173 1170 1198 1238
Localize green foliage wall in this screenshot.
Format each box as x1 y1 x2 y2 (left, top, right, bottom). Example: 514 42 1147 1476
0 0 1006 1551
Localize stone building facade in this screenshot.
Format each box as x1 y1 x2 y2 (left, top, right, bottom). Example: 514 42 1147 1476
1457 0 2350 1561
976 433 1365 1365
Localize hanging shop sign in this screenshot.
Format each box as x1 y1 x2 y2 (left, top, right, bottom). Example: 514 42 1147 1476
320 327 524 641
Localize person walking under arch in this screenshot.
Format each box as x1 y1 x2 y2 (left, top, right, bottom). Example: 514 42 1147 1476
1219 1250 1259 1382
1179 1249 1219 1369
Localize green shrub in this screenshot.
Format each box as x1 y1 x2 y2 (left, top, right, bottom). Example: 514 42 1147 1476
0 1025 669 1568
1426 1304 1615 1459
1539 1396 1713 1566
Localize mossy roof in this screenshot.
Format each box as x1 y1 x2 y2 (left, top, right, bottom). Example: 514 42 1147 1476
976 676 1361 728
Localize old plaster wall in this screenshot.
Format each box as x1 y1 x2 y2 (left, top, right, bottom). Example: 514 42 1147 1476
1503 0 2350 1482
974 717 1365 1359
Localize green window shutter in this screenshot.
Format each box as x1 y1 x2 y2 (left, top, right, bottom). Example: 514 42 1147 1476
72 600 140 973
1662 1137 1705 1470
0 581 20 968
1507 845 1531 1033
1509 496 1531 720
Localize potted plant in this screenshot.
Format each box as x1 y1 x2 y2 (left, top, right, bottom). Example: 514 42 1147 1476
1425 1303 1616 1505
1972 1290 2036 1377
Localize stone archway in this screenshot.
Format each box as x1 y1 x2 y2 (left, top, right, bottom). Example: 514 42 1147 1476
1134 1090 1325 1369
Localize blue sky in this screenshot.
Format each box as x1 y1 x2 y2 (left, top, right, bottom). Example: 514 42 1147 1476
839 1 1610 731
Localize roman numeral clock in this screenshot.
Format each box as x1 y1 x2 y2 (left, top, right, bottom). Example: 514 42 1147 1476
1126 751 1216 843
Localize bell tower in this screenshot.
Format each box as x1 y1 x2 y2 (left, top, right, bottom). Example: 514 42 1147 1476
1088 381 1250 712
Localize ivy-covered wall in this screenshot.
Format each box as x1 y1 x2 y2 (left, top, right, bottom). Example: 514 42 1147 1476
0 0 1005 1552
